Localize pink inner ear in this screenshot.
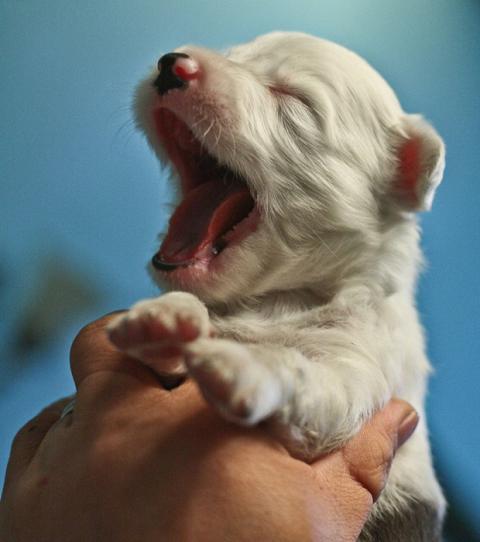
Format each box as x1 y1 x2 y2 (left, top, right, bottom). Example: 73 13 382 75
398 137 422 204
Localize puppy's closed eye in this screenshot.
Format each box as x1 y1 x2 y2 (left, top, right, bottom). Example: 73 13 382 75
268 84 313 110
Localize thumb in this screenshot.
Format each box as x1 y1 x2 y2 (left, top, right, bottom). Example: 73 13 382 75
69 313 163 416
341 399 419 502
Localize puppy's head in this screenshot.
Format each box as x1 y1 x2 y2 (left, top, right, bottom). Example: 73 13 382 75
135 32 444 303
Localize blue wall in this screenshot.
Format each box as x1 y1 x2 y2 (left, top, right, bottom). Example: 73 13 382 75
1 1 479 536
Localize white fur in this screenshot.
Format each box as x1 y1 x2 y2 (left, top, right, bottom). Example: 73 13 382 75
109 32 446 525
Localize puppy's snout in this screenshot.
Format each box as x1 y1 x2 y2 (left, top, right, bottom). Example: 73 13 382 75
153 52 200 95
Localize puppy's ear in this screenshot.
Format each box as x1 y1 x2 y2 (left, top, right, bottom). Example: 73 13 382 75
390 115 445 212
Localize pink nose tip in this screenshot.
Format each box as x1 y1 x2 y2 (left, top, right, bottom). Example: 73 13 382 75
172 56 200 81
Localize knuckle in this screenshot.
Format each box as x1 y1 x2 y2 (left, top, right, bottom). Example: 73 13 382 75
10 421 45 456
10 424 30 449
11 399 68 445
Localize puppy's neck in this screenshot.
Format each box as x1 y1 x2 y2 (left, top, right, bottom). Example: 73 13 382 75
209 287 331 319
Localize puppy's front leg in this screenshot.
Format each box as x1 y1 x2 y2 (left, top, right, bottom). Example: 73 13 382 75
184 339 292 425
186 324 396 459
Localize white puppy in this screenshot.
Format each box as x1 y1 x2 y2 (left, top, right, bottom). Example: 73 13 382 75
108 32 445 540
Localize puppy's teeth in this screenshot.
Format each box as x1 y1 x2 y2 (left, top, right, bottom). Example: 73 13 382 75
212 238 228 255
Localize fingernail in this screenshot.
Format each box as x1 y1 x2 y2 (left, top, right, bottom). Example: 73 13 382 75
397 410 419 447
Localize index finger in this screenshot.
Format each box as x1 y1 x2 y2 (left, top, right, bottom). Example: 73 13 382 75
70 313 163 406
70 313 162 386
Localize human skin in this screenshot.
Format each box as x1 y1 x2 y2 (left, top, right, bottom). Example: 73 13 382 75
0 314 418 542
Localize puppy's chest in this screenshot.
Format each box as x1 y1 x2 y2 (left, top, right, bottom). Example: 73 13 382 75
210 306 344 348
213 317 275 344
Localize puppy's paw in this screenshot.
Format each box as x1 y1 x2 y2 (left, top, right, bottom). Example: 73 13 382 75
107 292 212 371
186 339 283 425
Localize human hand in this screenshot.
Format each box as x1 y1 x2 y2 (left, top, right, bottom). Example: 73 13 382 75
0 314 418 542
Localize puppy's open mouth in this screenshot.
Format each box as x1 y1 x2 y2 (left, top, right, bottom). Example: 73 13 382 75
151 109 258 271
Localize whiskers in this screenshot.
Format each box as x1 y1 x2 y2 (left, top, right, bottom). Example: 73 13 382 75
202 118 216 140
108 102 137 150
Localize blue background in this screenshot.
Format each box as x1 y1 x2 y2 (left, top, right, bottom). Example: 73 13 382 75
1 1 479 538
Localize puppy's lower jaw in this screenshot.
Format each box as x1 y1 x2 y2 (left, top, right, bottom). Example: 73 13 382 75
152 190 259 272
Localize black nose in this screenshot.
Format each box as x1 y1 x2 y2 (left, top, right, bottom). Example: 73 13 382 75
153 52 193 95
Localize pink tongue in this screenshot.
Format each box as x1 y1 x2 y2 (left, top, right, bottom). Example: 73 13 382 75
158 179 254 263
